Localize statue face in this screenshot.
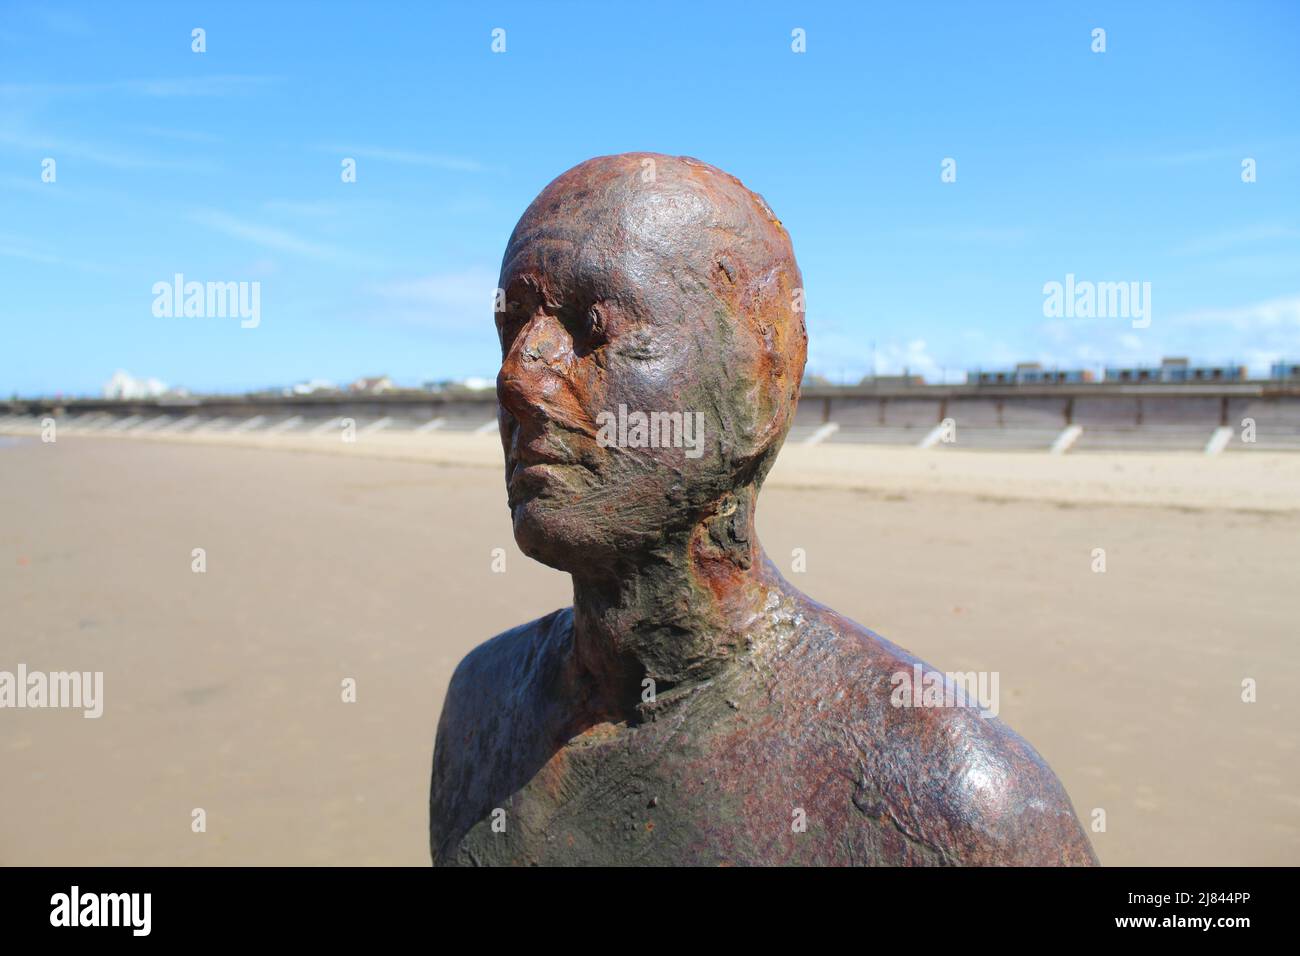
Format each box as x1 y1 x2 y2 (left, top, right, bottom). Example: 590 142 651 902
494 154 806 573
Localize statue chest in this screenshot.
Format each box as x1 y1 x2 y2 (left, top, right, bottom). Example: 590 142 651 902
443 705 938 866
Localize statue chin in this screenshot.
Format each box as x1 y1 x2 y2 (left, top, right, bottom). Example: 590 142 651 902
510 505 574 572
511 488 686 575
509 495 617 574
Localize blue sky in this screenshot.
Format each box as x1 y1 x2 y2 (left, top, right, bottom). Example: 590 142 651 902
1 0 1298 396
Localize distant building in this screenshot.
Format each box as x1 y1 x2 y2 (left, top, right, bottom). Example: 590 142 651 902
350 375 394 394
103 370 170 399
801 373 834 388
1271 361 1300 381
283 379 337 396
857 374 924 387
1104 357 1246 383
971 362 1093 386
426 377 494 392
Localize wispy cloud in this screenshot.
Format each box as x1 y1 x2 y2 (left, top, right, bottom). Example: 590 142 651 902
318 144 486 172
261 197 394 218
0 232 110 274
129 125 224 145
1169 224 1300 257
262 199 343 217
33 7 92 36
366 268 498 329
188 208 375 266
1172 294 1300 332
0 174 60 195
0 75 277 99
0 128 219 172
806 326 969 384
901 225 1031 244
1028 294 1300 376
376 269 498 308
189 209 341 259
1132 138 1300 168
1145 146 1247 166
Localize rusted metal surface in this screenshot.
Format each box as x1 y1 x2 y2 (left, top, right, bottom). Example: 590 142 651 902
429 153 1098 866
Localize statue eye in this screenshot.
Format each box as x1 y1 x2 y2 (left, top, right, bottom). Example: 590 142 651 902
496 300 528 349
584 305 607 345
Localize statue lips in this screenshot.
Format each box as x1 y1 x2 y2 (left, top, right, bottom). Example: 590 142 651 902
505 430 575 504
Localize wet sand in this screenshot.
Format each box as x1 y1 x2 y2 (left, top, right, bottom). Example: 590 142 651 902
1 435 1297 865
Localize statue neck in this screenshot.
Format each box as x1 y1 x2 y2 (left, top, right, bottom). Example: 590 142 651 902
569 488 781 714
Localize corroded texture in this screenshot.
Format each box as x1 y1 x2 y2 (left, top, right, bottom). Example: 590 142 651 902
429 153 1098 866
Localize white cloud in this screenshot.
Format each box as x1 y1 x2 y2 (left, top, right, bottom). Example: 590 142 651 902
129 125 224 144
262 199 342 217
1144 146 1249 166
1023 294 1300 376
0 232 110 274
901 225 1031 244
188 208 373 266
318 144 486 173
0 75 277 99
1172 294 1300 332
807 331 967 384
1170 224 1300 257
0 126 220 172
369 268 498 329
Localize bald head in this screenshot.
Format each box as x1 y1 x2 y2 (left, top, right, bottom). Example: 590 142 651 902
507 153 799 320
495 153 807 569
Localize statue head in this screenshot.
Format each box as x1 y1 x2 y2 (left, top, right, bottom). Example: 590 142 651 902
496 153 807 574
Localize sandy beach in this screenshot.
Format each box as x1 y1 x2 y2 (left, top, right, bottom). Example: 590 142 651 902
1 432 1297 865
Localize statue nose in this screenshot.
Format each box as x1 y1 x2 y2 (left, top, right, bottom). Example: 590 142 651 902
509 312 569 366
498 313 570 419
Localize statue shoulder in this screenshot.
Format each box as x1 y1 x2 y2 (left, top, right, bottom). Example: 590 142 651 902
904 692 1099 865
435 606 574 755
429 607 574 864
790 603 1097 865
444 607 574 710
